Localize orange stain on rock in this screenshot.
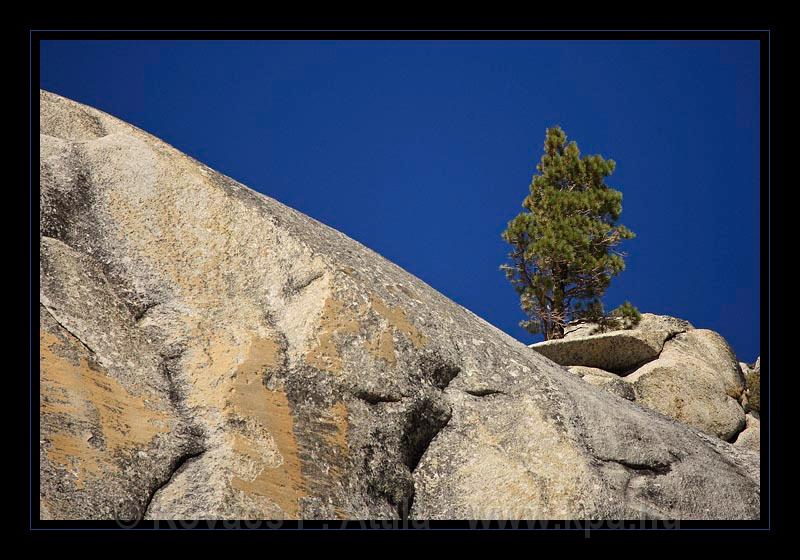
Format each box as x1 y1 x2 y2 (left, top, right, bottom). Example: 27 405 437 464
40 328 170 488
228 337 306 518
368 294 427 350
306 294 427 372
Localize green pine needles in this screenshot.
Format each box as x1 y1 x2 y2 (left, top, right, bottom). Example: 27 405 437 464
501 126 637 340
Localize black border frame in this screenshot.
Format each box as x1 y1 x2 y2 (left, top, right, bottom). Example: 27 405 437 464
17 22 781 540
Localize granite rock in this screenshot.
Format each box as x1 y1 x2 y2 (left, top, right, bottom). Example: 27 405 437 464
740 358 761 414
39 90 759 521
626 330 747 441
734 413 760 452
567 366 636 401
531 330 670 374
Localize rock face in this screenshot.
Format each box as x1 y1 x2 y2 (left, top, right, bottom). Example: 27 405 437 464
39 91 759 521
531 317 750 442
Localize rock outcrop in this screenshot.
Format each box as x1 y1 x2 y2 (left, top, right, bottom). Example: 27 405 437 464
39 91 759 521
734 413 760 452
627 330 746 441
531 317 753 443
533 330 667 374
740 358 761 414
563 314 693 341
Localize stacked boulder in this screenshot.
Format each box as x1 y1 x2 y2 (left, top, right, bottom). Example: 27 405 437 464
735 358 761 452
531 314 759 448
739 357 761 415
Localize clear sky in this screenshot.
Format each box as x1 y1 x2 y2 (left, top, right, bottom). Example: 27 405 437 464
40 40 761 362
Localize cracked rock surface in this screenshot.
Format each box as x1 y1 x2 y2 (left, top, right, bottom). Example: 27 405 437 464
39 91 759 520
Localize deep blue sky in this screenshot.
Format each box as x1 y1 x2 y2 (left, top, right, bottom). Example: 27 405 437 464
40 40 760 362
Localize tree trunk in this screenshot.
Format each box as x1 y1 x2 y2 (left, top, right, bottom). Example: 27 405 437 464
547 273 566 340
545 322 565 340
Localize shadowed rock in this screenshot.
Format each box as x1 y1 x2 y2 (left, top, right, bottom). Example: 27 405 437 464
734 413 760 452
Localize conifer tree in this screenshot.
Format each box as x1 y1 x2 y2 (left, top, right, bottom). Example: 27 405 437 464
501 126 636 340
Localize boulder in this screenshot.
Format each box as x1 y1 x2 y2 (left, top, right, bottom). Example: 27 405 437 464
740 358 761 414
734 413 760 452
567 366 636 401
561 313 693 341
626 330 747 441
536 315 750 443
636 313 694 334
531 329 670 374
533 313 695 375
39 90 759 520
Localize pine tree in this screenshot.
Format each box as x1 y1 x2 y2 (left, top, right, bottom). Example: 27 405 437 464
501 126 636 340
